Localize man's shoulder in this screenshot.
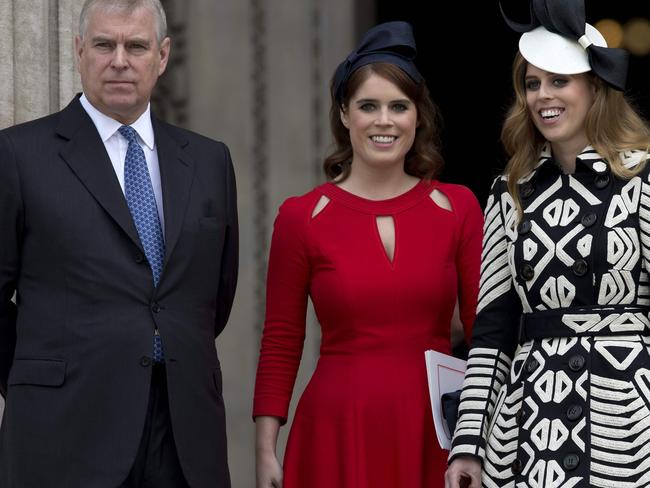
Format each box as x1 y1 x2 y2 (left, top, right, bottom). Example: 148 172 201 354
155 119 227 151
0 97 87 144
0 111 62 140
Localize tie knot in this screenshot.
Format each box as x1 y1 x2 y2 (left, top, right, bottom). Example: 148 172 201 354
118 125 138 144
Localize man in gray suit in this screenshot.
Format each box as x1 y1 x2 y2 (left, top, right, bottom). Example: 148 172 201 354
0 1 238 486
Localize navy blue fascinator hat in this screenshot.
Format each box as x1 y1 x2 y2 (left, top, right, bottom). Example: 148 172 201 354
332 21 422 105
500 0 629 90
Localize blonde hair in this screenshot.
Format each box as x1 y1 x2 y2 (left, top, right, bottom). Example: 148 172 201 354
501 53 650 218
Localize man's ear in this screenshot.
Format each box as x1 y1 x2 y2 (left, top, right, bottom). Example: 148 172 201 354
158 37 172 76
74 36 83 73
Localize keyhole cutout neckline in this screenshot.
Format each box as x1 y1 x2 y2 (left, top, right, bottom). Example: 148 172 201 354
320 179 436 215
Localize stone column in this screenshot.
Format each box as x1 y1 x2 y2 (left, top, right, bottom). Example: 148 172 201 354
178 0 356 484
0 0 82 422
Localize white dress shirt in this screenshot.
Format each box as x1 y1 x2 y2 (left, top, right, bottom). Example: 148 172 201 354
79 94 165 232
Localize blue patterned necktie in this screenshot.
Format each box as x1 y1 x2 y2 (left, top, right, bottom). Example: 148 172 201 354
119 125 165 362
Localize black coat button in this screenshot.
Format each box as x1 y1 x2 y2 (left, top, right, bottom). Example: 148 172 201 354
512 458 523 475
569 354 585 372
151 302 161 313
572 259 588 277
521 264 535 281
134 252 145 264
563 453 580 471
517 220 532 234
567 405 583 421
581 212 597 227
525 358 539 374
520 183 535 199
140 356 151 367
594 174 610 189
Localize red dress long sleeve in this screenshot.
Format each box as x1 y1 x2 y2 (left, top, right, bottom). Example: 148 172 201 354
253 180 482 487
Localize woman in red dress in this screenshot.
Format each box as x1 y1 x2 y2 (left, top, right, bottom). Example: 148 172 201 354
253 21 483 488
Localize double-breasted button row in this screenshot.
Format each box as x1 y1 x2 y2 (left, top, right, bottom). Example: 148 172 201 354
519 212 596 235
521 258 587 280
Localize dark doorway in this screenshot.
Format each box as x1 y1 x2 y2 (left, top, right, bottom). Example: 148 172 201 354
376 1 650 207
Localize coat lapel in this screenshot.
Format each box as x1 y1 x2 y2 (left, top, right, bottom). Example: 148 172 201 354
57 98 144 253
153 117 195 266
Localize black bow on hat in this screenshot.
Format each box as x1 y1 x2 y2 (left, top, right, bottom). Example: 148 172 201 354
332 21 422 105
500 0 629 90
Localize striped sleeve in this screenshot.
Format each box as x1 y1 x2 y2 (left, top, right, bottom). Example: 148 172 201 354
449 177 522 462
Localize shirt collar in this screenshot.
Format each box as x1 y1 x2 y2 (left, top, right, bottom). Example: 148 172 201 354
520 143 609 184
79 93 155 150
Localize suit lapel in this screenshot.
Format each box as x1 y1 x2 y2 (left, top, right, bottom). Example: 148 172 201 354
153 118 195 266
57 98 144 253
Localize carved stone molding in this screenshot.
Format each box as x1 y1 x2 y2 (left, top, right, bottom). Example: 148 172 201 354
152 0 189 125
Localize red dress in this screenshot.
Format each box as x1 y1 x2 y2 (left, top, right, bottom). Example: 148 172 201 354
253 180 482 487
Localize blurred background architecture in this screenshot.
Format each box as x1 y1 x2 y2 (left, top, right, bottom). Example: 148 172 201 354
0 1 647 485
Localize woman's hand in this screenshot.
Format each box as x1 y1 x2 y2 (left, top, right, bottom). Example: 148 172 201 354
256 449 283 488
255 416 283 488
445 456 482 488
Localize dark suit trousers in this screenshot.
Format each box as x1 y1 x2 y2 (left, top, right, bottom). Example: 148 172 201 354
119 364 189 488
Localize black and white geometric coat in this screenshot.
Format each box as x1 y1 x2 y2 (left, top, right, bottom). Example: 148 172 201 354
450 145 650 487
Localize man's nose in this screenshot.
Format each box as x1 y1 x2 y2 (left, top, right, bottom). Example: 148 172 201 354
111 46 128 69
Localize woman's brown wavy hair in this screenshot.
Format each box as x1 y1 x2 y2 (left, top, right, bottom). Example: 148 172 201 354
501 52 650 218
324 62 444 181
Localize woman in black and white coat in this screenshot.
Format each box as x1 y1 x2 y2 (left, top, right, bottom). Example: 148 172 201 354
446 0 650 487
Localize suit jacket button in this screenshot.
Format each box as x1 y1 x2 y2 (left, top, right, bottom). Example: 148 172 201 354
140 356 152 367
563 453 580 471
567 405 583 421
594 174 610 189
151 302 161 313
517 220 532 235
511 458 523 475
520 264 535 281
520 182 535 199
572 259 588 277
134 252 145 264
580 212 597 227
569 354 585 372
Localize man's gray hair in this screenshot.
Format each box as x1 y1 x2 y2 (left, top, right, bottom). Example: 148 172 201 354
79 0 168 45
